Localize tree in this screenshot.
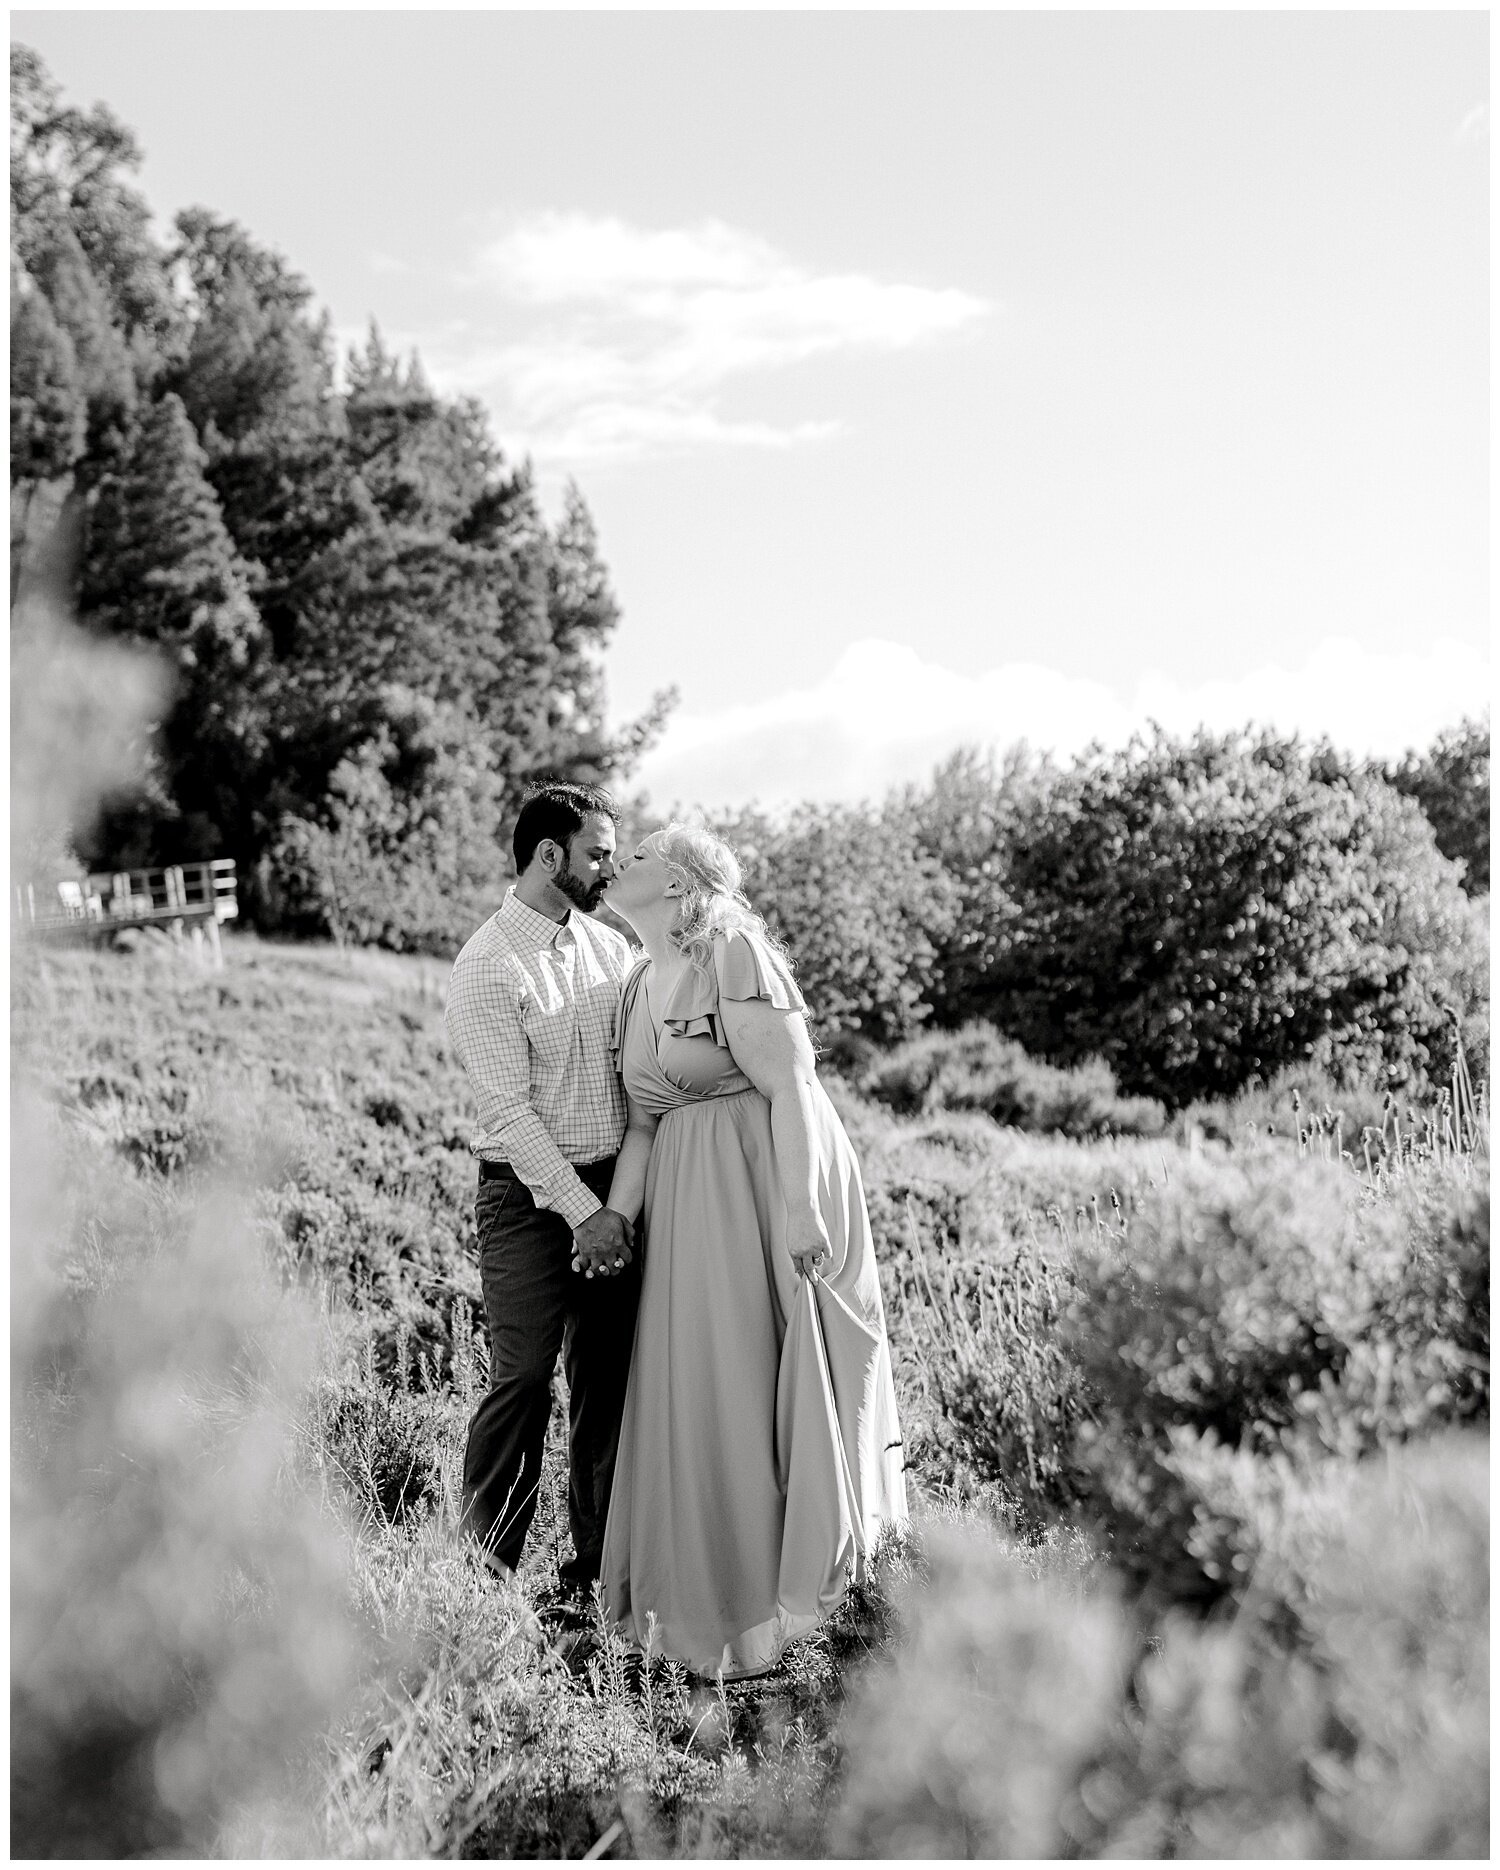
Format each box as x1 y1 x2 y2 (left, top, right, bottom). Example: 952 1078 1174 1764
11 47 172 461
10 265 84 485
14 210 136 464
713 800 961 1047
78 391 264 862
978 727 1476 1106
11 46 673 949
268 685 509 952
1382 717 1489 895
900 743 1056 1026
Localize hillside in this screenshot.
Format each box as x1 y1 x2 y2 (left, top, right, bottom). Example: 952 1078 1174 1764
12 931 1488 1857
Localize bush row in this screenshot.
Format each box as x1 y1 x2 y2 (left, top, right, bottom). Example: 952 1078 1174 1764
715 724 1489 1108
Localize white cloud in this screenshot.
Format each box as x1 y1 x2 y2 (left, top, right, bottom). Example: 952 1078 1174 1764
444 212 988 464
627 636 1490 812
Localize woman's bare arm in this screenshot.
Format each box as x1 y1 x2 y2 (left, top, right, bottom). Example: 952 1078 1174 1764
719 996 830 1277
604 1091 659 1231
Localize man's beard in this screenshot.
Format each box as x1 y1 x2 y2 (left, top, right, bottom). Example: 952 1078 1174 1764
555 856 606 913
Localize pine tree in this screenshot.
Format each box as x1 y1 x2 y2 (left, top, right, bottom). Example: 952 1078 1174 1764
10 266 85 485
12 45 675 943
15 211 136 465
79 392 265 859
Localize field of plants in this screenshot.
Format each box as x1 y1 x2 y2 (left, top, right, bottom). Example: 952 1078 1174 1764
10 926 1488 1858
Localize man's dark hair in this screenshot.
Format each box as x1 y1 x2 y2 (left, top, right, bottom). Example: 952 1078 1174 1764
512 782 620 873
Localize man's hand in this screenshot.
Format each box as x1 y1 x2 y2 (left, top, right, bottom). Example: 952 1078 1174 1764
571 1207 634 1279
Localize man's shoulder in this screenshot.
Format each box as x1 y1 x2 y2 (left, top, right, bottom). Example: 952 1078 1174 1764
451 912 518 983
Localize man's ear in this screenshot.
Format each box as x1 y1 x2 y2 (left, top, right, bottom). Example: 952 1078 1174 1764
536 838 561 873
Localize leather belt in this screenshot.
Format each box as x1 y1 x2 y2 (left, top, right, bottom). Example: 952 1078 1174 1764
477 1157 612 1183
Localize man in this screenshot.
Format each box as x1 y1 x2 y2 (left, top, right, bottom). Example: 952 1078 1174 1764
445 781 640 1611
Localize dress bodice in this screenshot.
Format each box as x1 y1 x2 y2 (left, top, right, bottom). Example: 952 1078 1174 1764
617 930 806 1118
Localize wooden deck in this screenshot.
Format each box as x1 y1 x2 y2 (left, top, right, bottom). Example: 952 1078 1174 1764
14 859 239 964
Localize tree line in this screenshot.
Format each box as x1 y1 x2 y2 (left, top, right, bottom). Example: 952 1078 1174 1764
711 722 1488 1107
10 46 1488 1108
10 44 672 943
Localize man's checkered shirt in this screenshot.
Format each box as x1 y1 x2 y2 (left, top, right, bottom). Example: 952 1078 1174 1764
445 889 632 1230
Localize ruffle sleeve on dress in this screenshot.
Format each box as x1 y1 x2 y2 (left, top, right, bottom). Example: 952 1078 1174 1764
660 927 806 1050
716 927 805 1012
612 954 652 1070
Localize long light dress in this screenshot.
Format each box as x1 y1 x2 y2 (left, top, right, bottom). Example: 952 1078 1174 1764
599 927 908 1679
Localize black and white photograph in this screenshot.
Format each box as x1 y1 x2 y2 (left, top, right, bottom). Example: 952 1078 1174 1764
10 8 1489 1859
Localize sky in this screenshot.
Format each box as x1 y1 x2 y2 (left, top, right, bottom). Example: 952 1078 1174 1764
13 9 1490 812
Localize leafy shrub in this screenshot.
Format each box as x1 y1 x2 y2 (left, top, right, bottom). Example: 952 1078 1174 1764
1064 1152 1488 1605
1293 1161 1489 1457
834 1436 1487 1858
833 1526 1126 1857
1088 1432 1490 1857
865 1019 1167 1138
968 726 1478 1106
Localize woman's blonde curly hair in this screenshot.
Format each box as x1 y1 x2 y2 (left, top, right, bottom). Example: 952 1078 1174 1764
652 823 797 985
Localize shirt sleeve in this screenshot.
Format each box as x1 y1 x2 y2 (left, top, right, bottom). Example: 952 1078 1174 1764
445 953 603 1230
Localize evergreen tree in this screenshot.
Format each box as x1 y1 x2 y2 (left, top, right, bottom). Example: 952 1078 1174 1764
10 48 169 462
12 44 675 945
545 480 616 741
14 210 135 464
10 45 177 362
79 391 264 860
171 209 335 450
10 265 84 485
345 326 493 531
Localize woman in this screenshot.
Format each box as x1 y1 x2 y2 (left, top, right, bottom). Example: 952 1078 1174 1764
597 824 907 1680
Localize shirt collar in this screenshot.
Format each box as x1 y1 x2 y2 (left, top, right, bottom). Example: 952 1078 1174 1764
498 886 575 948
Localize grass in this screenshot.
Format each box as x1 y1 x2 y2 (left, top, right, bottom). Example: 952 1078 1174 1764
11 929 1489 1857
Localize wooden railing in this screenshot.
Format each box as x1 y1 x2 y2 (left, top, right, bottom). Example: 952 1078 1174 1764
13 858 239 952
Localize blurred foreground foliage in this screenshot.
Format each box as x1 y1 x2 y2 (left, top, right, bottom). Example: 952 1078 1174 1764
10 1092 365 1855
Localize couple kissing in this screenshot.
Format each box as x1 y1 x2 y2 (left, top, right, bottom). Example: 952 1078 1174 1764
445 781 907 1681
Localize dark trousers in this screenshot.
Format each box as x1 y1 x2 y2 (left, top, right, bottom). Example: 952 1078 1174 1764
462 1158 640 1584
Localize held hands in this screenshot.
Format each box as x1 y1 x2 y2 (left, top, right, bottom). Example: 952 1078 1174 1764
571 1207 634 1279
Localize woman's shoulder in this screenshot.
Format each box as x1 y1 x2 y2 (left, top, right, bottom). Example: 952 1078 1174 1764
711 924 805 1012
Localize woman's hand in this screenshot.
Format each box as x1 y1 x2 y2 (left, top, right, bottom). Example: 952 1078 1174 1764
787 1217 831 1280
